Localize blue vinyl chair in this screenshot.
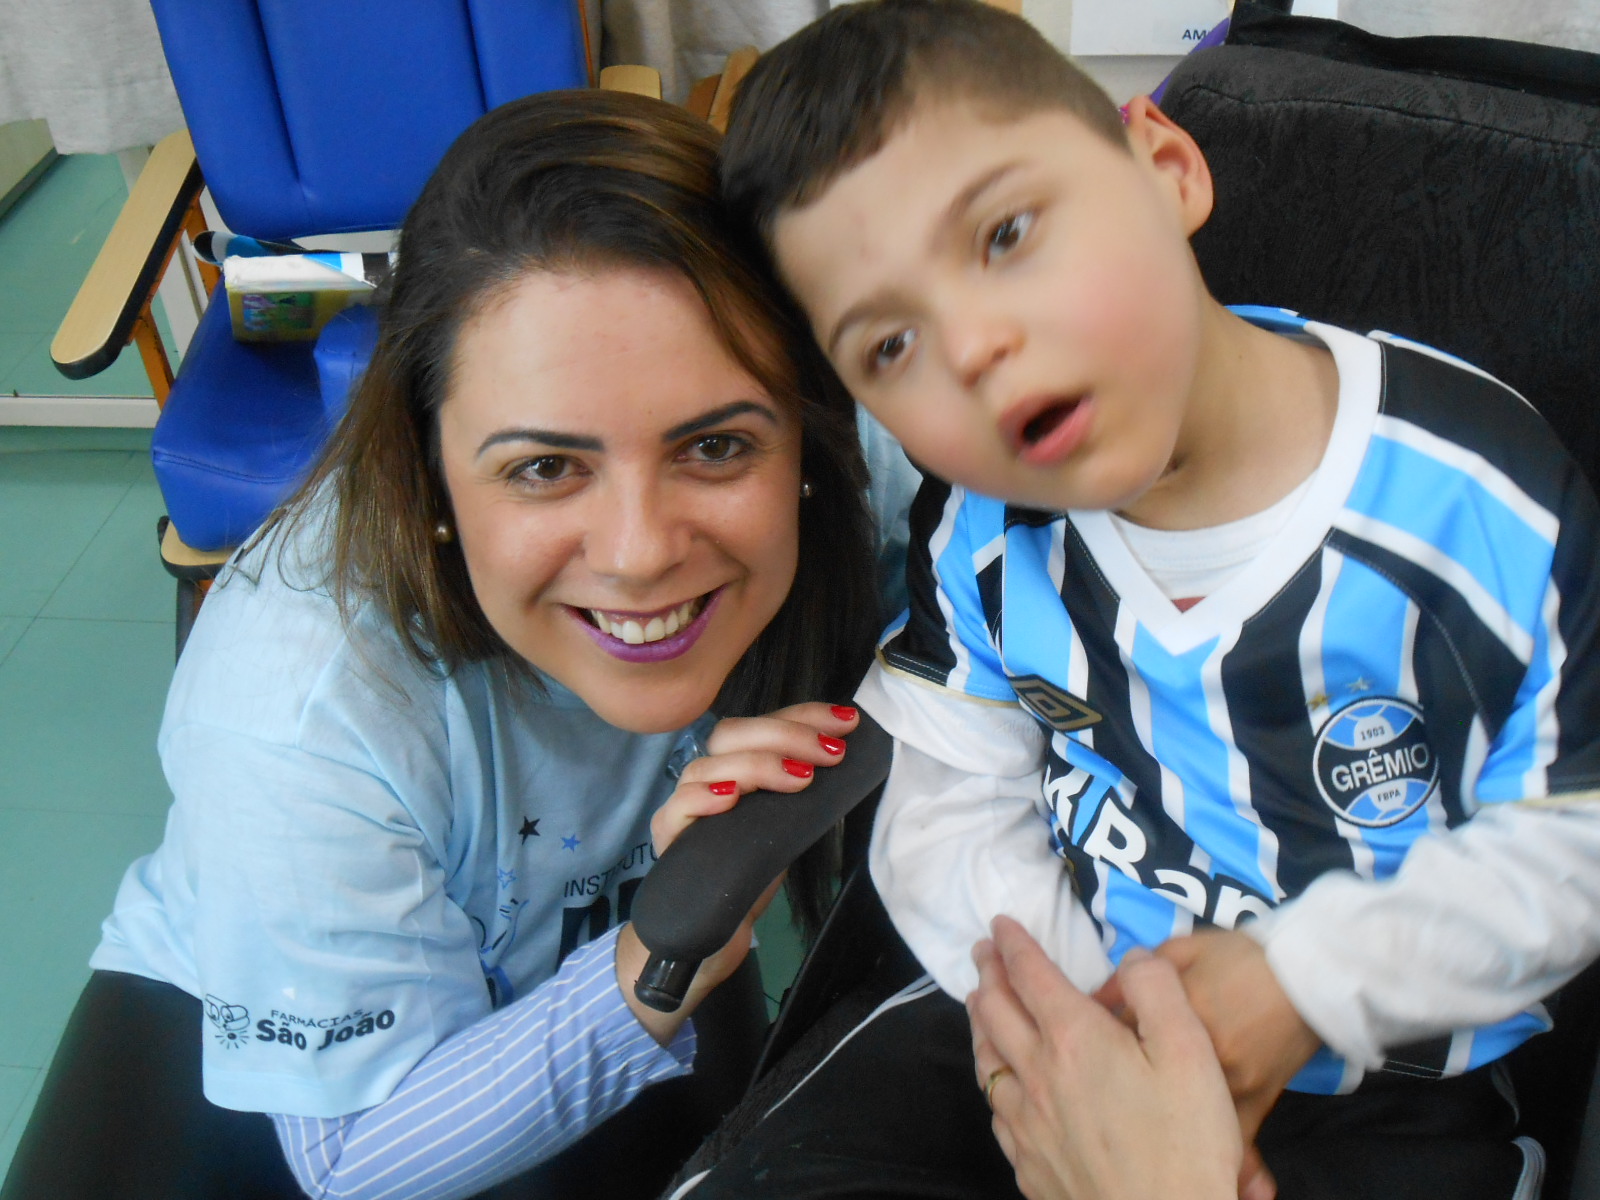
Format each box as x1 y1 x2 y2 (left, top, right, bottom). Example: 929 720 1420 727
50 1 598 653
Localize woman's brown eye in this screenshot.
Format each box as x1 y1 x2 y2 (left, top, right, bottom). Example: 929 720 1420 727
688 434 750 464
513 456 572 484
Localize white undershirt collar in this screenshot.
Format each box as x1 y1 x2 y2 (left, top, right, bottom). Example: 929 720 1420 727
1068 321 1380 655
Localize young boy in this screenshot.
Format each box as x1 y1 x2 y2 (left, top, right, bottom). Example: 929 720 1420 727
688 1 1600 1196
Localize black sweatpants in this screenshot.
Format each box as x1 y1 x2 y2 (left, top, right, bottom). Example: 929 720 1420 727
672 965 1536 1200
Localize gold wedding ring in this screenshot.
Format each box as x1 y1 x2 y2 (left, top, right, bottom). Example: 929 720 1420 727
985 1065 1014 1108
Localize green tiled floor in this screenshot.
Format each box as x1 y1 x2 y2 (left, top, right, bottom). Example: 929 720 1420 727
0 425 174 1179
0 153 172 399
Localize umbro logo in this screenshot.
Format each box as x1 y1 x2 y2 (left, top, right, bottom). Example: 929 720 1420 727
1012 674 1102 732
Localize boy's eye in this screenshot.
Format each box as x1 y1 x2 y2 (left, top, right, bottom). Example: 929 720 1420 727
984 211 1034 262
868 329 917 375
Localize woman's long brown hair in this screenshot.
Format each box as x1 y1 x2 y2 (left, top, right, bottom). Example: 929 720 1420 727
253 90 880 934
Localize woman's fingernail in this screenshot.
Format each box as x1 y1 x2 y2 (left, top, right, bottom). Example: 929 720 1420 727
818 734 846 756
708 781 737 796
830 705 857 721
782 758 814 778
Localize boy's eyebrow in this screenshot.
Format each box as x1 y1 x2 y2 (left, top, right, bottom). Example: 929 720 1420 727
937 162 1025 248
825 162 1024 359
474 401 776 459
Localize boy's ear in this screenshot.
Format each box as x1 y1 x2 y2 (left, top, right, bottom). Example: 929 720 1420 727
1123 95 1214 237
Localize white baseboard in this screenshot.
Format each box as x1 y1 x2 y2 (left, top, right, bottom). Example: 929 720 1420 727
0 395 159 428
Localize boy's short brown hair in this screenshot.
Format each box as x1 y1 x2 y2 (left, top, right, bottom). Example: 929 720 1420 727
721 0 1127 243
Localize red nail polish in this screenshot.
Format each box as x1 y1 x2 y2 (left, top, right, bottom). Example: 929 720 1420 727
708 781 737 796
782 758 814 778
831 705 857 721
818 734 846 756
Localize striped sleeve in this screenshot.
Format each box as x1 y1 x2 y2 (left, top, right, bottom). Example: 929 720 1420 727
877 475 1017 703
271 926 694 1200
1474 450 1600 804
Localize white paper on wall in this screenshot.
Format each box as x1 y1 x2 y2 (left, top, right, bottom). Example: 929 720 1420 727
1067 0 1339 57
1069 0 1230 56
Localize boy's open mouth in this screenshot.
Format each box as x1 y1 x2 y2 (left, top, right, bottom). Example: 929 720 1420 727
1000 393 1095 469
577 593 710 646
1020 400 1078 447
1003 394 1084 451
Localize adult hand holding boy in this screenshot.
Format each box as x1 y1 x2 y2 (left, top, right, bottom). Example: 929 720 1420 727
970 916 1244 1200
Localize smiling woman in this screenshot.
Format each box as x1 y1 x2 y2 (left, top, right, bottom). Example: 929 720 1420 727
1 91 909 1200
440 269 804 735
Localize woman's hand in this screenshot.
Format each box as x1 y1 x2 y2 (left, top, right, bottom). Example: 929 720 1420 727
648 702 860 851
968 916 1243 1200
618 702 860 1043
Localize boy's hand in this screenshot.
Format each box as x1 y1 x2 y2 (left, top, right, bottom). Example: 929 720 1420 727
1151 930 1320 1146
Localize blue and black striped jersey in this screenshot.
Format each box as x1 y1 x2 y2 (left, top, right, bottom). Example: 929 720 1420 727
879 312 1600 1092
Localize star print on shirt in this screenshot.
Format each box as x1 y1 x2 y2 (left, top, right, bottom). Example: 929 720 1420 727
497 868 517 889
519 817 540 844
561 835 581 852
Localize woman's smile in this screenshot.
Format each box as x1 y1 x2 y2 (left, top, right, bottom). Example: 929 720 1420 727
570 588 721 663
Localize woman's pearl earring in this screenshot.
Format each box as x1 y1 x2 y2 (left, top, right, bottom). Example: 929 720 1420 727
800 480 815 500
432 520 455 544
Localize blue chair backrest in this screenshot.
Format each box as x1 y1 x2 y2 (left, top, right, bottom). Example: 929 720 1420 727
149 0 589 240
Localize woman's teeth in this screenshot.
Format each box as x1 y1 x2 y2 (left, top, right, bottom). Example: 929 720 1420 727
589 597 704 645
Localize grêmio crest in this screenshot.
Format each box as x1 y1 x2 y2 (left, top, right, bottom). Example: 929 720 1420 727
1011 674 1102 733
1312 697 1438 827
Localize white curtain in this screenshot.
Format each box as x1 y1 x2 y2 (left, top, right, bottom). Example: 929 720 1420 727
0 0 182 155
601 0 828 103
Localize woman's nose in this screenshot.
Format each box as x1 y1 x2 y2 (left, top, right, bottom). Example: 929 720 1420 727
584 479 689 583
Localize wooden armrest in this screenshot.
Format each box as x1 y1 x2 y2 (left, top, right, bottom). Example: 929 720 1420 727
599 65 663 100
160 519 232 578
708 47 759 132
51 129 203 380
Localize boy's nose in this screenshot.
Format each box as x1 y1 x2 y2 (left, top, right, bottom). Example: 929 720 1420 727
946 313 1023 389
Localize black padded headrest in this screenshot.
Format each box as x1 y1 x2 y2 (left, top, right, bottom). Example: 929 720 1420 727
1160 6 1600 494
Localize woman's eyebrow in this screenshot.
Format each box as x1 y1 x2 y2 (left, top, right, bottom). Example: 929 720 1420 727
475 429 604 459
662 400 777 442
474 401 775 459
